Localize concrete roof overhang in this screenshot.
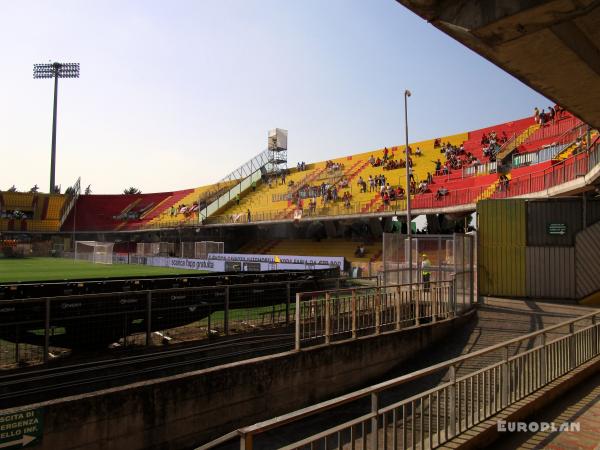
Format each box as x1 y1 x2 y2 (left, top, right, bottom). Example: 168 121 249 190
396 0 600 129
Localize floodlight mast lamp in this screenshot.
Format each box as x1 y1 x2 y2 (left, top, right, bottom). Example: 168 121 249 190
33 62 80 193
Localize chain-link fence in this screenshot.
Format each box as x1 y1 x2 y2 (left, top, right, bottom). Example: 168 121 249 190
381 233 475 308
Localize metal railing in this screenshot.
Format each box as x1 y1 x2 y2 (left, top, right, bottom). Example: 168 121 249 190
294 280 456 350
203 309 600 449
220 149 271 183
59 176 80 227
0 276 353 370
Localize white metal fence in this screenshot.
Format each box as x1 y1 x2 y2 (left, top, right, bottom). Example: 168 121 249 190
202 310 600 450
295 280 456 349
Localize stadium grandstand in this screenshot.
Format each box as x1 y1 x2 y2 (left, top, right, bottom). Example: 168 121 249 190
3 108 596 236
2 1 600 448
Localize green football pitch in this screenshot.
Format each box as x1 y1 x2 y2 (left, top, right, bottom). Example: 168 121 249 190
0 257 205 283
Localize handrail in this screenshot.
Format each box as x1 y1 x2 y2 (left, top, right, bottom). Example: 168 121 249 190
59 176 81 226
204 307 599 445
219 149 270 183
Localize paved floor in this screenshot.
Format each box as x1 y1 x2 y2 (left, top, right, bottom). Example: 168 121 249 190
490 371 600 450
218 298 595 449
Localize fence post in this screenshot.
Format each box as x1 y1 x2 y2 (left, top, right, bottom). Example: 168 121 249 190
502 345 510 407
352 289 357 339
146 291 152 346
540 332 547 386
285 282 291 324
569 323 576 368
224 286 230 335
432 283 437 323
240 432 253 450
375 287 381 334
44 298 50 364
448 364 456 438
451 279 457 317
592 315 598 357
395 286 401 330
371 392 379 449
414 284 420 326
325 293 331 344
295 293 301 351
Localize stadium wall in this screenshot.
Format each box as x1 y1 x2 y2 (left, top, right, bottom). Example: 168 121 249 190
478 197 600 300
7 310 474 450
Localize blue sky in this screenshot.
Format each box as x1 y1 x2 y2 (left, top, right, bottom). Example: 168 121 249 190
0 0 549 194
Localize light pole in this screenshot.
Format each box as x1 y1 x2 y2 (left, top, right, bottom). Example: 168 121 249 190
404 89 413 288
33 62 80 193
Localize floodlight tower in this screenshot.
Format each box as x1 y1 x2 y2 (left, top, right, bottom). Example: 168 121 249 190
33 62 80 193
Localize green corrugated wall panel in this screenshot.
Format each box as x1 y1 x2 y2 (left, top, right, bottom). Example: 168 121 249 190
477 199 526 297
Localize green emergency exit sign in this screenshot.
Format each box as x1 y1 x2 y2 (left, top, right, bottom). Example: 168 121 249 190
0 408 43 449
548 223 567 235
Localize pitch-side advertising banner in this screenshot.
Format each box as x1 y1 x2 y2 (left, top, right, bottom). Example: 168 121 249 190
207 253 345 268
143 256 331 272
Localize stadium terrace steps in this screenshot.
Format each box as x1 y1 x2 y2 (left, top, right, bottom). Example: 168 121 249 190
145 188 196 223
0 219 60 232
62 194 169 231
496 123 540 161
45 195 66 220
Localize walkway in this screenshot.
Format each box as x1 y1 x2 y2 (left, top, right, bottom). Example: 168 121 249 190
490 370 600 450
212 298 595 449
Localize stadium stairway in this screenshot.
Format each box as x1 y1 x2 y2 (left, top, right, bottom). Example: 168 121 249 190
142 189 194 222
279 159 368 219
495 123 540 161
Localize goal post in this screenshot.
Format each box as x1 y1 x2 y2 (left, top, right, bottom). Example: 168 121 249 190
75 241 114 264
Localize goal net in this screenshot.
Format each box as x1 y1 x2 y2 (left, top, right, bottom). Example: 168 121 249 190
180 241 224 259
75 241 114 264
136 242 175 257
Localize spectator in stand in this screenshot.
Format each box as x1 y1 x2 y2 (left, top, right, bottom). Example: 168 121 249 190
434 159 442 174
554 104 563 119
534 107 540 124
548 106 555 122
498 174 509 191
383 147 389 161
247 209 251 222
368 154 375 165
427 172 433 184
415 146 422 156
382 190 390 206
434 138 441 148
355 245 366 258
369 175 375 192
418 180 428 194
358 177 367 193
435 186 449 200
170 205 176 216
396 185 405 199
539 109 547 125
